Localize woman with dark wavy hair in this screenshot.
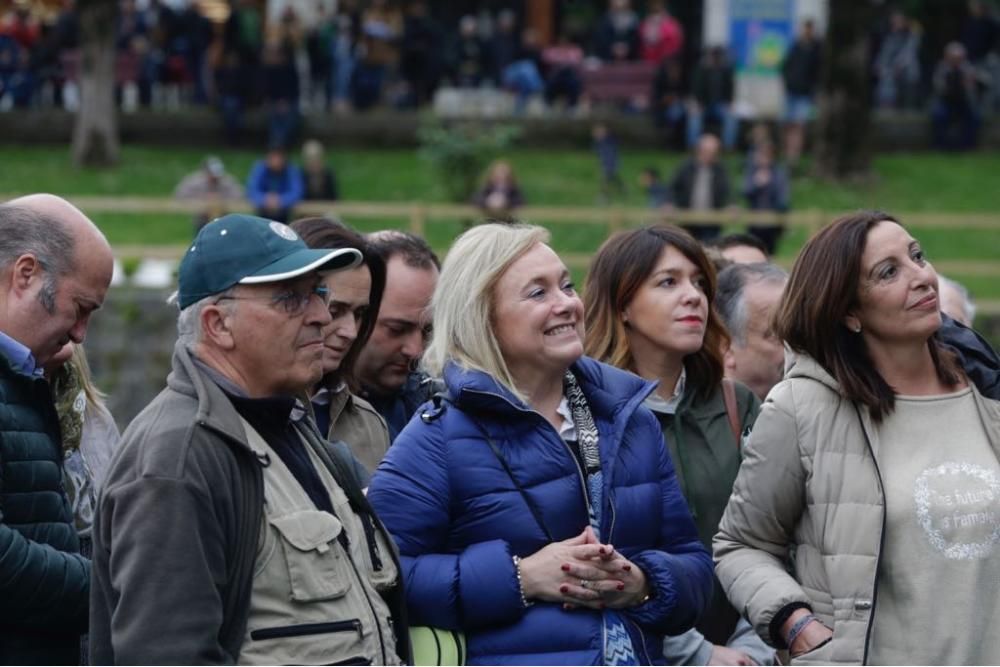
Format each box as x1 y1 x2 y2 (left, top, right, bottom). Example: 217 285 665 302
291 217 388 476
715 211 1000 665
584 224 770 666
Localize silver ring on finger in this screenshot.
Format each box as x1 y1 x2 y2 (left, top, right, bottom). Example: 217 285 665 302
579 579 588 589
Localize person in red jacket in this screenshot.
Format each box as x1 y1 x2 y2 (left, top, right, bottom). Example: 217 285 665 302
640 0 684 64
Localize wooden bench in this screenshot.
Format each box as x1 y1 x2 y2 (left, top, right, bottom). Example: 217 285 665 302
581 61 657 110
60 50 141 84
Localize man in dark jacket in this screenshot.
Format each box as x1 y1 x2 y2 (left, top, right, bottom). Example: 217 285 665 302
355 231 440 441
667 133 730 241
90 215 410 665
688 46 738 150
0 195 114 664
781 19 822 166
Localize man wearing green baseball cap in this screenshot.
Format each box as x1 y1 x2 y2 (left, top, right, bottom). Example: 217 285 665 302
90 214 411 665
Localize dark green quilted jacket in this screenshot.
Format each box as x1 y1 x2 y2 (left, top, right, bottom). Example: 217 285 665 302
0 351 89 665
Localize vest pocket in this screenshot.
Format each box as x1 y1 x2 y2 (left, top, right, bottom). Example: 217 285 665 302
251 619 363 641
270 510 354 601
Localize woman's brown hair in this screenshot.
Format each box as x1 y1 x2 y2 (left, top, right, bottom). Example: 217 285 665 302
775 210 961 421
584 224 729 400
290 216 386 392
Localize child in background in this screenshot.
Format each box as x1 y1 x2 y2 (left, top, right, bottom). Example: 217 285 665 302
472 159 525 219
639 166 669 208
592 122 624 202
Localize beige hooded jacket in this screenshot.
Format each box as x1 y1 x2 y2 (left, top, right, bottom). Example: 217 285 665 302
713 354 1000 665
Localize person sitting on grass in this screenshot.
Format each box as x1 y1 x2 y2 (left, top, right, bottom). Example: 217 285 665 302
246 143 304 224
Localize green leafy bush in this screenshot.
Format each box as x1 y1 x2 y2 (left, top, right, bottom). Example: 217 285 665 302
417 120 522 203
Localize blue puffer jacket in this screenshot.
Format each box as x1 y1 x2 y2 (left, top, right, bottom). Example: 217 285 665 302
368 357 713 665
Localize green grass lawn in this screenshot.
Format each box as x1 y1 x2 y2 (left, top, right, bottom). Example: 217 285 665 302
1 143 998 307
3 144 1000 211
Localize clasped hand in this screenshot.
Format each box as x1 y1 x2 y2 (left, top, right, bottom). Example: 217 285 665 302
518 526 649 610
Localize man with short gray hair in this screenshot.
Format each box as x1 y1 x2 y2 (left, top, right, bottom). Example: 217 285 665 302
90 214 410 665
716 262 788 400
0 194 114 664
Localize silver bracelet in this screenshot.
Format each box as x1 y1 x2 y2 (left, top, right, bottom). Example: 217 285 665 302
512 555 533 608
785 613 818 649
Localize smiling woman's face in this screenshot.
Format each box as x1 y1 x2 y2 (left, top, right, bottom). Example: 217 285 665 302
492 243 585 385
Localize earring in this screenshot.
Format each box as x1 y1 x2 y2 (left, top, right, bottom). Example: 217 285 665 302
853 324 862 333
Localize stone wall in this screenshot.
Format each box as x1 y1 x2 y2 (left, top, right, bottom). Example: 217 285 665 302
84 287 177 429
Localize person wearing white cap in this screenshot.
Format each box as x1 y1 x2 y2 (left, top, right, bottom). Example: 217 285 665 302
173 155 245 231
89 214 411 665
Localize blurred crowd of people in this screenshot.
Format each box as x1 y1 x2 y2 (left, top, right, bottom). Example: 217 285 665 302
476 123 791 254
174 139 338 227
870 0 1000 149
1 0 998 152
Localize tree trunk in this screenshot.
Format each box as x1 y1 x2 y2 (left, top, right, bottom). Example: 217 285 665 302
72 0 119 168
814 0 876 181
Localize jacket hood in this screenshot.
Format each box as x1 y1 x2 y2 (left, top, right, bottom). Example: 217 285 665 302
443 356 657 425
783 351 841 393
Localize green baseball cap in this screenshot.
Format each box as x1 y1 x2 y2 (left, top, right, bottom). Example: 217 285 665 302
177 214 362 309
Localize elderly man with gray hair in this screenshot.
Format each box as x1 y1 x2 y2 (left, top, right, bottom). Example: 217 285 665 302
715 262 789 400
938 274 976 327
90 214 411 665
0 195 114 665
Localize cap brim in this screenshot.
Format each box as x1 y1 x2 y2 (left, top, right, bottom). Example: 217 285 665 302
239 247 363 284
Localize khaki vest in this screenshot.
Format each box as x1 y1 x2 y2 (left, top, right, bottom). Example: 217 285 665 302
237 418 400 666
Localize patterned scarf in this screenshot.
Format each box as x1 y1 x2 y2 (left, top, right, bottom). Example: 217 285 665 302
49 361 96 535
564 370 639 666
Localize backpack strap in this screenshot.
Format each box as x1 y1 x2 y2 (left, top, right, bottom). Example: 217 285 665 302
722 378 742 447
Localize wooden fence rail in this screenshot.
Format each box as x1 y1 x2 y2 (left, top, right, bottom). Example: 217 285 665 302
27 195 1000 313
52 194 1000 230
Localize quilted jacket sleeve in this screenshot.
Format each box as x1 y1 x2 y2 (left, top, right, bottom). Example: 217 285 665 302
368 419 526 632
622 410 714 635
713 382 812 644
0 516 89 629
0 432 89 630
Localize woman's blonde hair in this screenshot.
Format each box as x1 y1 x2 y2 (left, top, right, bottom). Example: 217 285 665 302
423 222 550 401
71 344 109 410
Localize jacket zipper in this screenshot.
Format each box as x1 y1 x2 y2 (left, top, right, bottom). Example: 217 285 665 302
197 418 265 656
855 405 886 666
626 617 652 665
559 437 595 517
250 619 362 641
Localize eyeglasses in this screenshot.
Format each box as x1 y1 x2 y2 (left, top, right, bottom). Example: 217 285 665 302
216 284 331 317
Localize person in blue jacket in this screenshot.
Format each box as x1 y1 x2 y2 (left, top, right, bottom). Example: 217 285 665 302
367 222 713 665
246 143 304 223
